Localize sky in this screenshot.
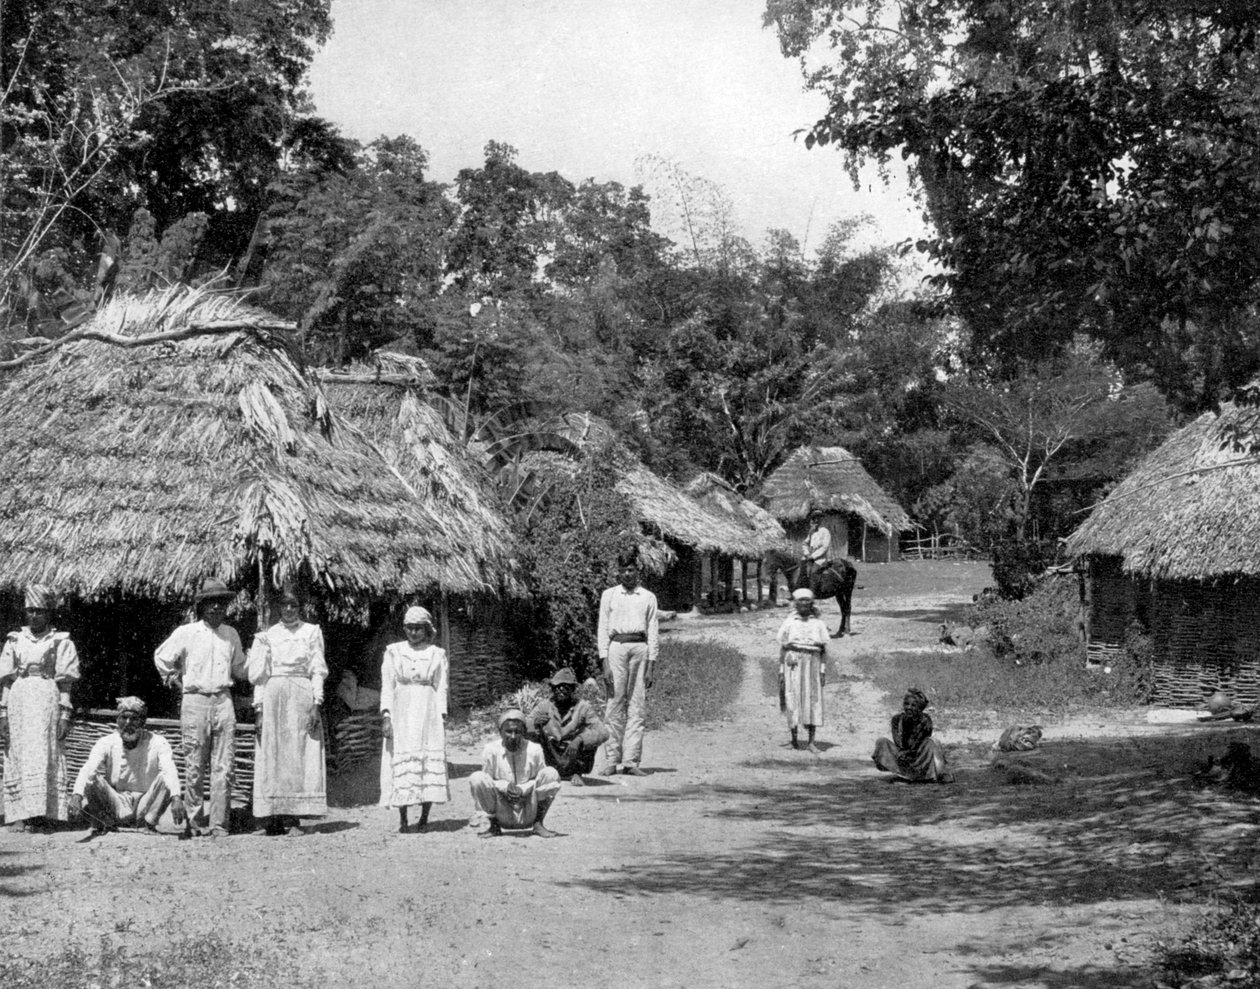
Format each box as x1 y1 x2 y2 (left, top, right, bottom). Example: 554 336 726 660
307 0 927 258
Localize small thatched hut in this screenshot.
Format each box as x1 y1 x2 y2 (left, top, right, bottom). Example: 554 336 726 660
759 446 913 562
1065 401 1260 705
684 472 791 605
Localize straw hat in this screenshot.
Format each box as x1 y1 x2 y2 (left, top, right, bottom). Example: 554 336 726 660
195 578 234 601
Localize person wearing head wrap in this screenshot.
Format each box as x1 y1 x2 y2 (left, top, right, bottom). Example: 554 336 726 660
68 697 186 835
248 585 328 836
872 687 952 783
153 577 247 838
379 605 450 833
593 549 659 777
526 668 609 785
469 709 560 838
0 585 80 831
776 587 830 752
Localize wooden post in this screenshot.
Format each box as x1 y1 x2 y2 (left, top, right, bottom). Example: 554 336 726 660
861 521 867 563
692 556 703 610
756 560 763 605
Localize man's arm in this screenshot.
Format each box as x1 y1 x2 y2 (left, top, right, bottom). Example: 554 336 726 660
153 735 183 796
72 735 112 797
228 627 248 681
645 591 659 667
153 626 186 688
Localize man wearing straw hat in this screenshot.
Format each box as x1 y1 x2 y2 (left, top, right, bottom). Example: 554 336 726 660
0 585 80 831
69 697 187 835
469 709 560 837
154 578 247 838
527 667 608 786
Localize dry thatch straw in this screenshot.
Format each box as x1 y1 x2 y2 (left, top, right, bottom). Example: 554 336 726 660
318 352 520 592
1064 404 1260 580
0 287 504 607
758 445 912 533
683 471 792 556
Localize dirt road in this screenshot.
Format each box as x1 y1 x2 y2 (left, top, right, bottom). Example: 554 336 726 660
3 561 1256 988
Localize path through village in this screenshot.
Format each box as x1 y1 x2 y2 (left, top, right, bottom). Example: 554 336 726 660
3 561 1258 989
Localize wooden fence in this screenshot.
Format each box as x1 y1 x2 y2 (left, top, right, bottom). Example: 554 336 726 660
900 532 981 561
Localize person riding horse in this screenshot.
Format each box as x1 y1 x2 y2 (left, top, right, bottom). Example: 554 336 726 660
764 539 858 638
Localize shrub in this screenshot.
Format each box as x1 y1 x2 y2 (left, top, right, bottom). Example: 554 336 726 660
1155 897 1260 987
989 537 1053 600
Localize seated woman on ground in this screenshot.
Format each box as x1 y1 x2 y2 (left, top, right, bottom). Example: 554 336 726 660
872 687 953 783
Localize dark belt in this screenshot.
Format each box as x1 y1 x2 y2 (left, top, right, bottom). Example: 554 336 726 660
19 667 52 679
183 688 231 696
610 632 647 643
784 644 823 653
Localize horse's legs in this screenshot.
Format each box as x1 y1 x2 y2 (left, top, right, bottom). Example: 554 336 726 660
839 586 853 633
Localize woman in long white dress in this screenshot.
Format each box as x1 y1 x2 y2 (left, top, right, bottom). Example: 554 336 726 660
777 587 829 753
249 586 328 836
0 585 80 831
379 606 449 833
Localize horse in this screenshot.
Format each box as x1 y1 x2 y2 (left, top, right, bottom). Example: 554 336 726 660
763 548 858 638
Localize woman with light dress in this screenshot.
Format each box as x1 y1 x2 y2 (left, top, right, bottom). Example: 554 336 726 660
249 586 328 836
777 587 829 753
379 605 449 833
0 585 80 831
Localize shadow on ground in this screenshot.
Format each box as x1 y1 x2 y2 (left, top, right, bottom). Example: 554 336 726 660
0 849 41 898
557 730 1260 916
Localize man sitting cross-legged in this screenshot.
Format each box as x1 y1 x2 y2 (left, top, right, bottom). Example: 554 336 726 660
469 709 560 838
69 697 187 835
527 668 609 786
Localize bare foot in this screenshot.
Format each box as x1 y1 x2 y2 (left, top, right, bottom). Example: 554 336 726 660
479 821 503 839
531 822 558 838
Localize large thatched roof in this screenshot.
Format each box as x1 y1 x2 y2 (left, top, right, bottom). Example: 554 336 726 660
318 352 519 592
618 464 759 558
759 446 912 532
0 289 503 604
684 472 791 555
1064 404 1260 580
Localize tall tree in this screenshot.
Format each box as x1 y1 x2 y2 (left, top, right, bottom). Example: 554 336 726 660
765 0 1260 410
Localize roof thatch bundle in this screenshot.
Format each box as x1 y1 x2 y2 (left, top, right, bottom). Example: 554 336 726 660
1064 404 1260 580
684 472 791 555
0 288 500 606
759 446 912 532
618 464 758 558
318 352 519 592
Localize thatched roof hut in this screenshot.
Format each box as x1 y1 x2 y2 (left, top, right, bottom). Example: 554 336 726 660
684 472 790 556
317 352 518 592
1065 403 1260 705
0 289 499 607
759 445 912 562
1064 409 1260 579
617 464 756 560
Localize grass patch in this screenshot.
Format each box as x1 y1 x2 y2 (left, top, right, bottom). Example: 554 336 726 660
1155 897 1260 987
646 636 744 729
1 935 319 989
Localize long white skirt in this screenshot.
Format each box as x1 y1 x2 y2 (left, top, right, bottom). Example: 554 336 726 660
379 682 449 807
3 678 67 821
783 653 824 730
253 677 327 817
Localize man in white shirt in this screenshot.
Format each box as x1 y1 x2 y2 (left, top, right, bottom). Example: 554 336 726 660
801 515 832 586
594 551 659 777
153 578 247 838
69 697 186 835
469 709 560 838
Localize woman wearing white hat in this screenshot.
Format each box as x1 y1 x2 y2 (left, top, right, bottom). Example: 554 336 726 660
0 585 81 831
379 605 450 833
777 587 830 752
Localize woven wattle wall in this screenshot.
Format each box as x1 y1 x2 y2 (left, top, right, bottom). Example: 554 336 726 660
1150 578 1260 707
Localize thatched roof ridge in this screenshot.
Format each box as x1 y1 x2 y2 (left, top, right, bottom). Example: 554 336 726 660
618 465 759 557
684 472 791 554
0 288 498 604
1064 405 1260 579
759 446 913 531
320 352 519 591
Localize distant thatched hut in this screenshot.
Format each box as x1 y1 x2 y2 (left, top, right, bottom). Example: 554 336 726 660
684 472 791 605
1065 401 1260 705
0 290 510 715
759 446 913 563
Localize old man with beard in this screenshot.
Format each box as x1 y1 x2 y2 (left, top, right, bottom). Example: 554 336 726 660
69 697 186 835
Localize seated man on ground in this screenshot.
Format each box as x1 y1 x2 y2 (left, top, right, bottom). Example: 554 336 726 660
469 709 560 838
69 697 187 834
527 668 609 785
871 687 953 783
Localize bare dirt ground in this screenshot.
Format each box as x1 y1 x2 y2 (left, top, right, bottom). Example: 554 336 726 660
4 560 1259 988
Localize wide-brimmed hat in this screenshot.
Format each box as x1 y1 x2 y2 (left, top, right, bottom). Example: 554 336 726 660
549 668 578 686
498 708 527 728
24 584 56 610
195 578 234 601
